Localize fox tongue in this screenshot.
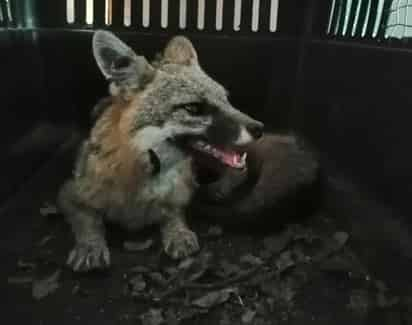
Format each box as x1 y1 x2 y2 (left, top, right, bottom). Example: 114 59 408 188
190 140 246 169
220 150 242 168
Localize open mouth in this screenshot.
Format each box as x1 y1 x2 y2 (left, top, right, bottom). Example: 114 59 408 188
189 139 247 169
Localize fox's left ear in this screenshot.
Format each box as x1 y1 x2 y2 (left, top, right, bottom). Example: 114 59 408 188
93 30 155 95
163 36 198 66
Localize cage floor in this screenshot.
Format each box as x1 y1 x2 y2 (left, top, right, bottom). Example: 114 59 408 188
0 140 408 325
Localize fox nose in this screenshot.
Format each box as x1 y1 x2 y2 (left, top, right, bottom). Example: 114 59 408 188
247 122 264 139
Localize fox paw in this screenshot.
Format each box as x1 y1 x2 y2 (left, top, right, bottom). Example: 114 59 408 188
67 242 110 272
163 228 200 259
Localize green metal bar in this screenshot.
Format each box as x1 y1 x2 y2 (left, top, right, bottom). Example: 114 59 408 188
351 0 362 36
342 0 353 36
327 0 337 34
361 0 371 37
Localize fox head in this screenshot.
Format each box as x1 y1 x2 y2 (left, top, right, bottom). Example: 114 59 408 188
92 30 264 170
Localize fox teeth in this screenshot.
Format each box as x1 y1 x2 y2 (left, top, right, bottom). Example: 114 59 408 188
241 152 247 164
195 141 205 149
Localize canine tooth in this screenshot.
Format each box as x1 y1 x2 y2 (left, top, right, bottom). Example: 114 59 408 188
241 152 247 163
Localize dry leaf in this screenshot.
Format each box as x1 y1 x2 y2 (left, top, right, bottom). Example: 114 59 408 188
39 203 58 217
164 266 178 276
130 265 151 273
217 260 242 278
192 288 237 308
207 225 223 237
377 292 400 308
241 309 256 323
17 259 36 270
259 249 273 260
263 230 293 255
333 232 349 248
140 309 164 325
147 272 167 286
240 254 263 266
32 270 60 300
375 280 388 292
275 251 295 272
261 281 295 303
129 274 146 292
178 257 195 270
348 289 369 312
37 235 54 247
164 308 179 325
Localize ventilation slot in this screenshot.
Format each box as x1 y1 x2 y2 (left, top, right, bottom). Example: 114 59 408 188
361 0 372 37
234 0 278 32
179 0 187 29
142 0 150 27
233 0 242 31
160 0 168 28
251 0 260 31
124 0 131 26
66 0 74 24
5 0 11 22
105 0 112 25
66 0 94 25
341 0 352 36
326 0 389 39
270 0 279 32
215 0 223 30
385 0 412 39
197 0 205 30
86 0 93 25
65 0 279 32
372 0 385 37
351 0 362 36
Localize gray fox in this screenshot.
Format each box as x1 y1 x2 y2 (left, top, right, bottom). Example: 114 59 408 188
57 30 263 272
191 134 320 226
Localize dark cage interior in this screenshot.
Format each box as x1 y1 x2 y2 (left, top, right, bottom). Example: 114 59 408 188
2 0 412 324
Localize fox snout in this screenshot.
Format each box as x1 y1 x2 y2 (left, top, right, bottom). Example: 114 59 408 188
185 106 264 170
247 121 264 140
205 103 264 149
235 118 264 146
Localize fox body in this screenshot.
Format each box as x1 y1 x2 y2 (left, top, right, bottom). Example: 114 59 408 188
58 31 263 272
191 134 320 226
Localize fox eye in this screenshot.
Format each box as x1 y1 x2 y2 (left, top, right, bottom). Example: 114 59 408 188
181 103 206 116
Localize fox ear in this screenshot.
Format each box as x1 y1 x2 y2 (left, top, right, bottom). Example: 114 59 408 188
92 30 154 93
163 36 198 66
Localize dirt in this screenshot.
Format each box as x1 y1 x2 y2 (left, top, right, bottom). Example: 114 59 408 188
0 147 410 325
2 204 410 325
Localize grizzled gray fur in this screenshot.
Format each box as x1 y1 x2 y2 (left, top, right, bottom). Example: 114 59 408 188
58 30 263 272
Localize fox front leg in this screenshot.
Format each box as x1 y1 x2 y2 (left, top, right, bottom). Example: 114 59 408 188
161 210 199 259
58 181 110 272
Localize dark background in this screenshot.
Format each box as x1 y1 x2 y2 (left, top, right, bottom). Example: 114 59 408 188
2 0 412 297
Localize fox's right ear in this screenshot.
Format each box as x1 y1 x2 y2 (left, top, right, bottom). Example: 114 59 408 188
92 30 154 95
